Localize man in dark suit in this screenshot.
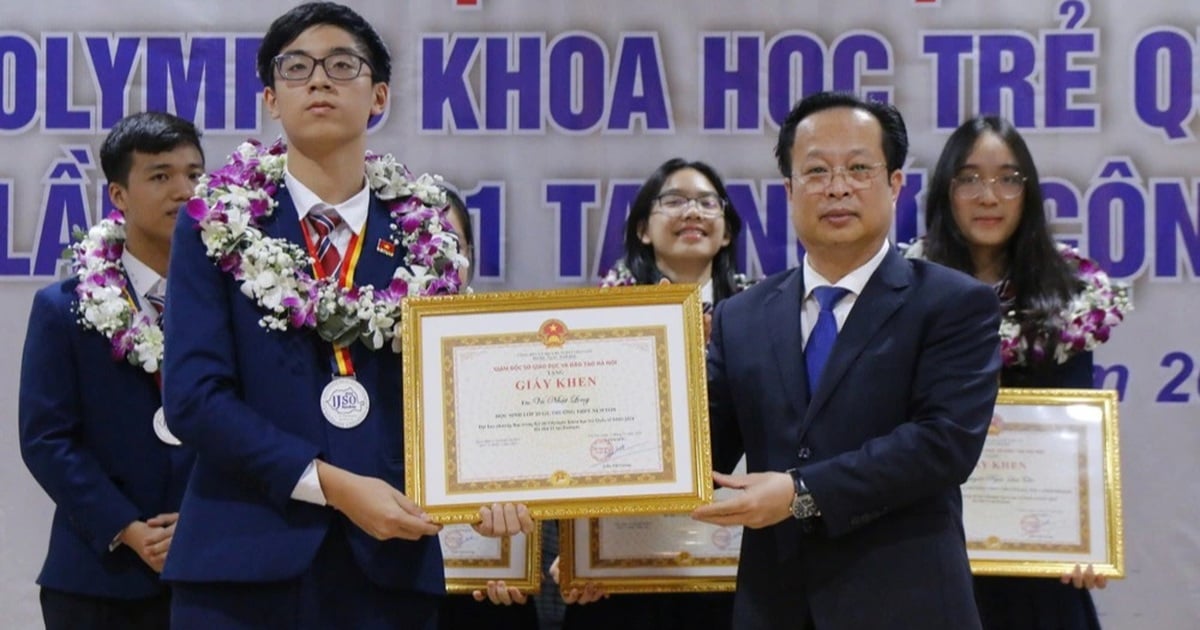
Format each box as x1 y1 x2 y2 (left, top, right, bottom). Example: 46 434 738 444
161 4 528 629
692 92 1001 629
19 111 203 629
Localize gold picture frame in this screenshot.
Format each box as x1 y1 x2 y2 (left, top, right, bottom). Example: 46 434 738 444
557 516 739 594
401 285 713 523
440 524 542 595
966 388 1124 578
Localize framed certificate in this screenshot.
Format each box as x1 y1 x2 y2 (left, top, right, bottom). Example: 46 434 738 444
401 285 714 523
440 524 542 594
557 458 746 593
965 388 1124 578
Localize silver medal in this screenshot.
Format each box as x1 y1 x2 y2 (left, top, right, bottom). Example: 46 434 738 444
152 407 182 446
321 377 370 429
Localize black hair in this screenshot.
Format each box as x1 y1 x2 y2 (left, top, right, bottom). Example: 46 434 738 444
619 158 743 305
99 111 203 187
257 2 392 89
774 91 908 178
443 188 473 258
923 115 1079 337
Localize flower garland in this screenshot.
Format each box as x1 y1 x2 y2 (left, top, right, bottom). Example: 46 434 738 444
70 213 165 373
1044 245 1131 365
903 240 1131 367
599 260 754 292
186 139 466 351
598 261 638 287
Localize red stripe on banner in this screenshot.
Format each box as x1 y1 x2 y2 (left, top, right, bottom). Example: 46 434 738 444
456 0 479 6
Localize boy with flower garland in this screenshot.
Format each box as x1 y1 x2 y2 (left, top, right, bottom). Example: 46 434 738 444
161 4 529 629
19 111 203 630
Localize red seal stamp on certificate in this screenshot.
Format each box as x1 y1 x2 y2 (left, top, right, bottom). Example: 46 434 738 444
442 528 467 551
1020 513 1044 535
590 438 615 462
711 526 733 550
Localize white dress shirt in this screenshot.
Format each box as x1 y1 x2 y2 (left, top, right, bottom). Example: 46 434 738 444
284 167 372 507
120 250 164 320
800 240 891 349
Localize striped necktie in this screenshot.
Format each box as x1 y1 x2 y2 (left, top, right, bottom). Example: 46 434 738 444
145 279 166 326
305 208 344 277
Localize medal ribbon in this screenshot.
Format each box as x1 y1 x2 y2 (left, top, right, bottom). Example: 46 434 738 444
300 217 366 377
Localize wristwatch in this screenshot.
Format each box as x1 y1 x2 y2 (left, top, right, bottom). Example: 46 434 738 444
787 468 819 520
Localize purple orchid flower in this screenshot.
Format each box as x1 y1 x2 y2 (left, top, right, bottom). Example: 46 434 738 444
387 277 411 297
218 253 242 273
186 198 213 221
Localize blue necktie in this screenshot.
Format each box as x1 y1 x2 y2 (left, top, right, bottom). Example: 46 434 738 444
805 286 851 393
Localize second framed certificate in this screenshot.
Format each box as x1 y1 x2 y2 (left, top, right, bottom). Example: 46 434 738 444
965 388 1124 578
558 515 739 594
557 458 746 593
401 285 714 523
439 524 541 594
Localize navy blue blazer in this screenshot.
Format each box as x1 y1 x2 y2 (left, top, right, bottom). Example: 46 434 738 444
161 185 444 593
19 278 194 599
707 248 1002 630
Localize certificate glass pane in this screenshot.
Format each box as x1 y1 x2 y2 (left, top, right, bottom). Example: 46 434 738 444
402 285 713 522
965 388 1124 578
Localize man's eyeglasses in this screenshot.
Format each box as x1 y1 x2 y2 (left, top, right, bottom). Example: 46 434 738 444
951 173 1026 201
273 52 373 81
653 193 726 218
792 162 887 193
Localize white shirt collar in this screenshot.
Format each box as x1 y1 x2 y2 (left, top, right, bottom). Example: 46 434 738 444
284 166 370 234
802 239 891 299
120 249 163 308
699 279 714 305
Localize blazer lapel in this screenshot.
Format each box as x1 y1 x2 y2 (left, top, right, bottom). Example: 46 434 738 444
800 248 911 436
263 185 305 247
349 194 399 294
765 268 810 423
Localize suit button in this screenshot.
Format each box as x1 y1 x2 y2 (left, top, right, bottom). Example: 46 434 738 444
797 447 811 460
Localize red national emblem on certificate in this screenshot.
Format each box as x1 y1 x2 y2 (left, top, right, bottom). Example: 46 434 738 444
538 319 568 347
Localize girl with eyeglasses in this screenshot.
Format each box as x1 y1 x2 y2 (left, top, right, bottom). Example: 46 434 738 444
551 158 751 630
909 116 1129 630
600 158 750 308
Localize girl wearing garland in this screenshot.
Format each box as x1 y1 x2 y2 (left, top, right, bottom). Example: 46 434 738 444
160 4 528 628
600 158 750 306
560 158 748 630
912 115 1129 630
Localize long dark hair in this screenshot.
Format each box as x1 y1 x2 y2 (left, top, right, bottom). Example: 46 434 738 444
619 158 743 304
924 116 1078 332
